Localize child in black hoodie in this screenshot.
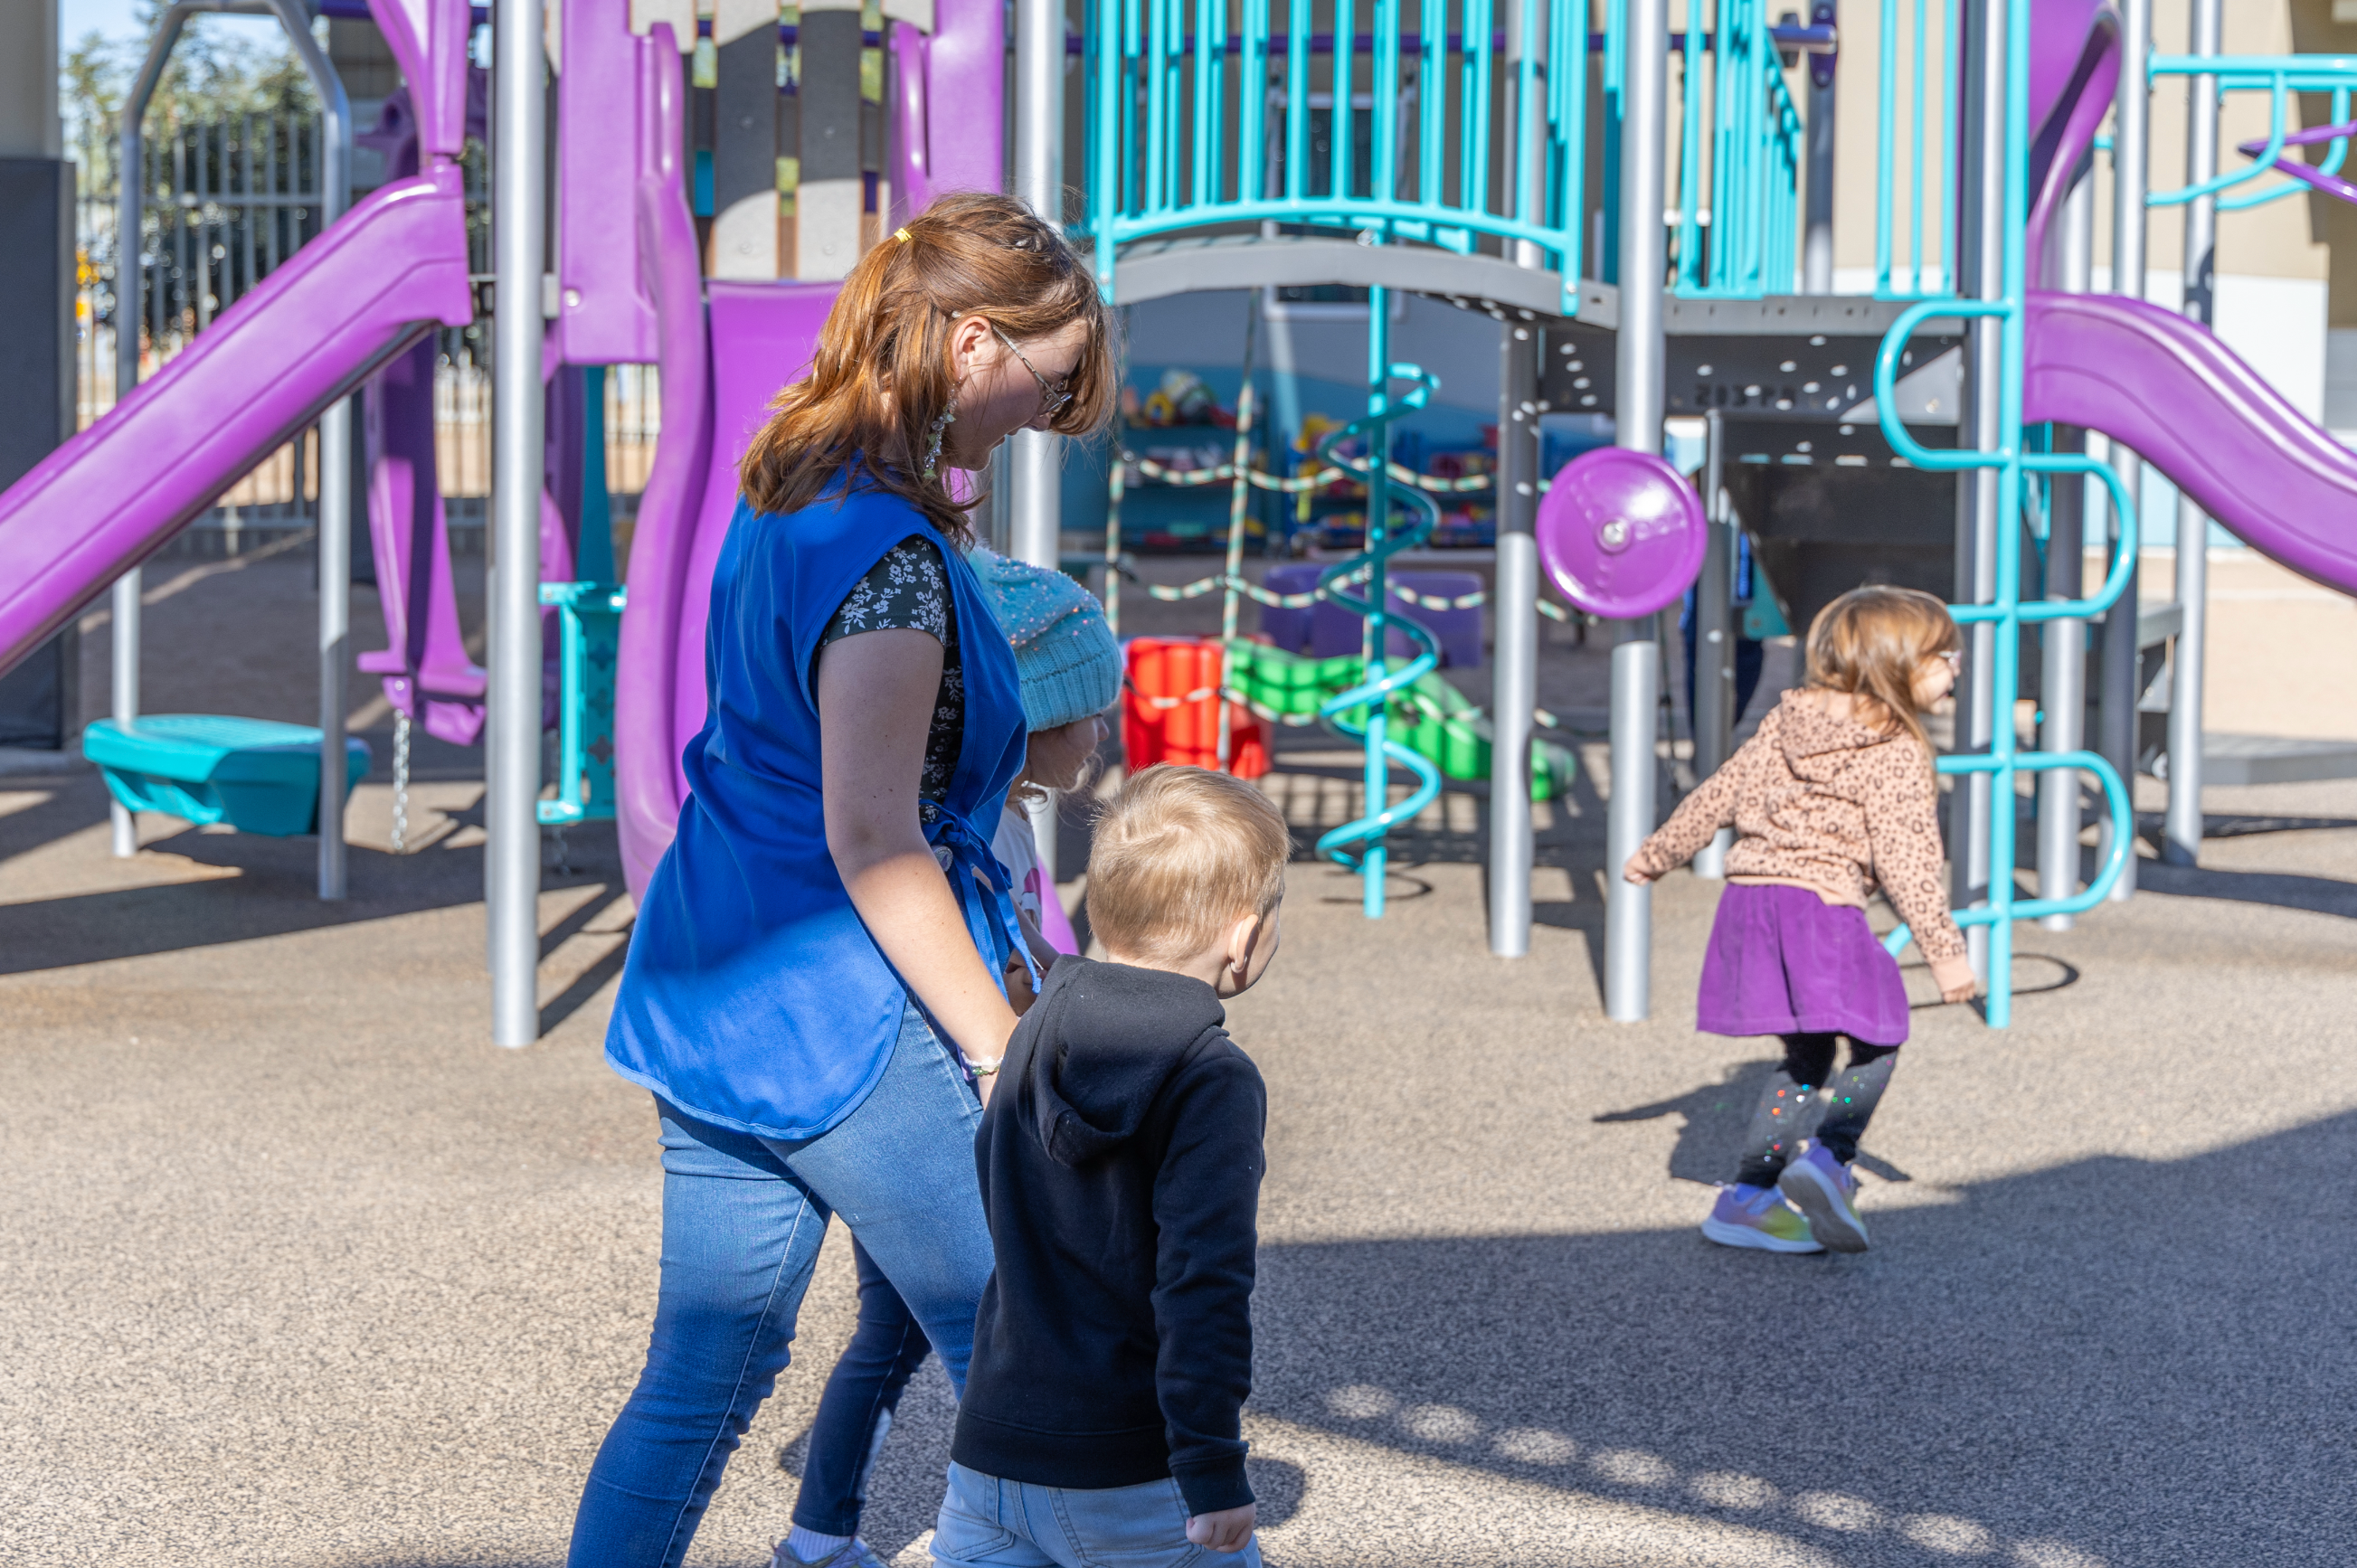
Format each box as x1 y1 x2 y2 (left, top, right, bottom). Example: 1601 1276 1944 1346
932 764 1289 1568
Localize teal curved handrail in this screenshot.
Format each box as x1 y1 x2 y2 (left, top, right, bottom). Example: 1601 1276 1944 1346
1302 364 1448 913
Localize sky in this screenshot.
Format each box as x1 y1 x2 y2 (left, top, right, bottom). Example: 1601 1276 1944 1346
62 0 289 53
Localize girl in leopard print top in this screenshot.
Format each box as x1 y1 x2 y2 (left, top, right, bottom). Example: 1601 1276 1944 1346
1624 586 1976 1258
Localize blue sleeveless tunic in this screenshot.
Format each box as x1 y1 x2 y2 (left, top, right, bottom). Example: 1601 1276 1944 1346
605 487 1028 1139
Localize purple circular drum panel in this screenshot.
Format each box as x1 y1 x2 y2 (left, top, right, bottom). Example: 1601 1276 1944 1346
1533 448 1707 619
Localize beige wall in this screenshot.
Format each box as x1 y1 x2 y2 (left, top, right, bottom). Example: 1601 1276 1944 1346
2107 550 2357 740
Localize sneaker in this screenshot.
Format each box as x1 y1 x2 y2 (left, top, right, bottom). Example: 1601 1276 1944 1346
1700 1183 1824 1253
772 1539 888 1568
1777 1142 1870 1253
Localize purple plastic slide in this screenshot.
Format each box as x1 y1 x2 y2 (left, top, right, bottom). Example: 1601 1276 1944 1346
0 0 475 678
2013 1 2357 599
2023 290 2357 595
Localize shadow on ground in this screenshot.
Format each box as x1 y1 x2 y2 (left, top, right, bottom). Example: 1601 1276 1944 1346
1237 1111 2356 1568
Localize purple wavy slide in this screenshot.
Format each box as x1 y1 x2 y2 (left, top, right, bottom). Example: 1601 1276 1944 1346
0 0 474 678
2024 290 2357 596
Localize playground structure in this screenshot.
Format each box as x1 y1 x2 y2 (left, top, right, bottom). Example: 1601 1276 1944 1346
2 1 2357 1038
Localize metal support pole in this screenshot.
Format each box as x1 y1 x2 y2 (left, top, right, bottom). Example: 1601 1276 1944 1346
2165 0 2219 868
1361 285 1394 920
1490 0 1547 956
2099 0 2149 902
489 0 547 1047
2037 154 2093 930
1802 1 1838 294
1692 409 1734 879
109 6 193 858
1011 0 1065 881
1491 322 1539 955
273 0 352 901
1951 0 2009 985
1604 0 1668 1022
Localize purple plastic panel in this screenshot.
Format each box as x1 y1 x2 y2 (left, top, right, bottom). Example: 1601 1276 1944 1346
614 23 714 896
2024 289 2357 595
2024 1 2121 274
923 0 1007 200
1533 447 1707 620
366 0 473 162
554 13 666 364
360 336 486 745
889 20 933 223
673 282 841 767
0 165 476 674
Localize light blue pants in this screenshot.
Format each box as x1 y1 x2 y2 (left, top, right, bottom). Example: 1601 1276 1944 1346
567 1005 991 1568
931 1461 1264 1568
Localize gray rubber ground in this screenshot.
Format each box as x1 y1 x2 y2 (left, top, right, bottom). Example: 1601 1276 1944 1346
3 554 2352 1566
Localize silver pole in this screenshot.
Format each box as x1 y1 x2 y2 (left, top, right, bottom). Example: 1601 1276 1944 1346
1010 0 1065 878
1489 0 1547 958
1008 0 1064 567
1491 323 1539 957
105 0 286 861
1691 410 1733 879
1605 0 1668 1022
2037 154 2094 930
109 6 194 858
489 0 547 1046
2165 0 2219 868
1951 0 2009 985
272 0 352 901
2100 0 2149 902
1802 1 1836 294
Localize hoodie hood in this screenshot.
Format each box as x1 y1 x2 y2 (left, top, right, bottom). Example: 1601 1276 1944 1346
1775 691 1905 782
1018 957 1229 1167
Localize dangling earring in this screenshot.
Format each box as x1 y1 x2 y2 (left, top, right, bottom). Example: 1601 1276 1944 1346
922 395 958 484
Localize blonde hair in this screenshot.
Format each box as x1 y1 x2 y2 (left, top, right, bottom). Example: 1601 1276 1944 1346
1804 585 1962 750
1087 765 1291 964
737 191 1116 539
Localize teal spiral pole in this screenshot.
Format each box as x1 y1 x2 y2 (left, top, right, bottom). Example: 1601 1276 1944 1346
1309 361 1450 915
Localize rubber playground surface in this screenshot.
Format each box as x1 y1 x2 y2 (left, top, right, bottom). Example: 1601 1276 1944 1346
4 553 2354 1566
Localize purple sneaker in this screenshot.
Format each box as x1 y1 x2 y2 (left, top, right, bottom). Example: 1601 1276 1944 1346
1700 1183 1823 1253
1777 1142 1870 1252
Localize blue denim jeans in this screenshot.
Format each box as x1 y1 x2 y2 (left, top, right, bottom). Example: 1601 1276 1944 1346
792 1236 932 1535
930 1462 1264 1568
568 1004 991 1568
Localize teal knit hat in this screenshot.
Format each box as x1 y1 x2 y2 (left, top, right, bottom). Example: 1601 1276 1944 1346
966 547 1122 732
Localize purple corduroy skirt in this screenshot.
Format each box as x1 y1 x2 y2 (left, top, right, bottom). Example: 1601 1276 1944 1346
1695 882 1911 1046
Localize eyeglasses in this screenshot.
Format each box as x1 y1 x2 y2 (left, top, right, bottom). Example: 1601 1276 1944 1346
992 323 1074 420
1938 649 1964 669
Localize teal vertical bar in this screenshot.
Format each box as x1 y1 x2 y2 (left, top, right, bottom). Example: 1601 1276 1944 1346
1556 0 1586 278
1419 0 1444 209
1987 0 2031 1027
1676 0 1703 290
1207 0 1227 203
1362 284 1391 918
1462 0 1492 224
1514 0 1539 227
1374 0 1401 207
1191 0 1214 206
1941 0 1960 292
1122 0 1142 220
1241 0 1268 201
1146 0 1170 209
1332 0 1357 201
1604 0 1625 281
1875 0 1896 290
1285 0 1309 199
1904 0 1923 289
577 365 614 582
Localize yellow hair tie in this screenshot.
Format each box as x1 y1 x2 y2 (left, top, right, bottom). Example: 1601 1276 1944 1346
895 227 913 242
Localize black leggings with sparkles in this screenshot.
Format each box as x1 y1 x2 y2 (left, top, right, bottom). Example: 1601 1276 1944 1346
1732 1033 1899 1188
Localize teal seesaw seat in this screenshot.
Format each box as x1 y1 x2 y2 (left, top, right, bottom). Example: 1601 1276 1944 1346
82 715 373 837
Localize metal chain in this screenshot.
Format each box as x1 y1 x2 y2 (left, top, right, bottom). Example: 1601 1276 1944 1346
389 708 412 855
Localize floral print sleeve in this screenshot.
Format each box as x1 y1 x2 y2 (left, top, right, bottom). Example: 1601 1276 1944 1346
817 538 964 810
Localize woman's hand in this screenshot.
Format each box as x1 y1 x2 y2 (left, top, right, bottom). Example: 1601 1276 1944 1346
819 628 1019 1065
1623 858 1660 886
